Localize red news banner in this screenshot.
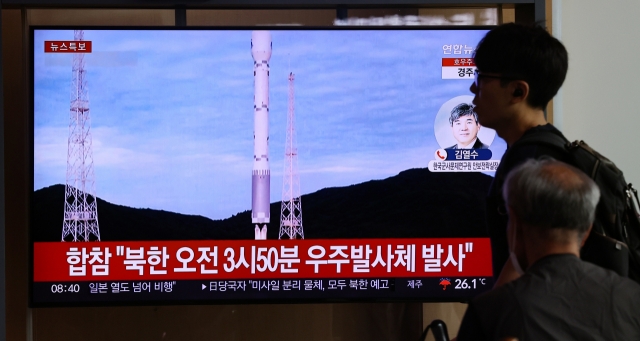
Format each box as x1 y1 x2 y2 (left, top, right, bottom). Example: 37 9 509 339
44 41 92 53
441 58 476 67
34 238 492 282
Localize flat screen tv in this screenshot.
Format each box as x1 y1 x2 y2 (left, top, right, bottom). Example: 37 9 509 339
31 27 506 306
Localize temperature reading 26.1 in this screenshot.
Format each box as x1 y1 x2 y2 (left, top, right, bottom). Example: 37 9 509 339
454 278 486 289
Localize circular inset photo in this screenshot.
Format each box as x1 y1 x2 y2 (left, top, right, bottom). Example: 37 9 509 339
434 95 496 149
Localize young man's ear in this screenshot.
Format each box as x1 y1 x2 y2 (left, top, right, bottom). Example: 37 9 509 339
510 80 529 103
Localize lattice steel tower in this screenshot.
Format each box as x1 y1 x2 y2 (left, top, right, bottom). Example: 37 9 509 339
62 30 101 242
279 73 304 239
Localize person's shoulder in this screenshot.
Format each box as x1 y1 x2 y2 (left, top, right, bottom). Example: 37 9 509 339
514 124 566 147
611 278 640 337
594 262 640 295
613 276 640 300
471 282 517 312
461 284 522 340
525 123 564 136
577 260 640 302
505 124 568 162
584 263 640 335
446 144 458 149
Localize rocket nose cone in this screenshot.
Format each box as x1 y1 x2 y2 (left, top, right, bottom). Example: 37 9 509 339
251 31 272 61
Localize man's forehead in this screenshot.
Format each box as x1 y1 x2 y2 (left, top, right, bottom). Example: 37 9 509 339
453 115 476 122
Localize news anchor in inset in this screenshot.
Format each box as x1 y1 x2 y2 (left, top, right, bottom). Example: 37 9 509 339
446 103 489 149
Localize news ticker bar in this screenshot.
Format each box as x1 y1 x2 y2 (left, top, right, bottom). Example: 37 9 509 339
34 238 493 281
33 277 494 304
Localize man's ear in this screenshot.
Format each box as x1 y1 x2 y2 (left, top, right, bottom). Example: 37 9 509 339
510 81 529 103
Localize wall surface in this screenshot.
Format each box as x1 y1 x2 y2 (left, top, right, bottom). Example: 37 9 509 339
555 0 640 185
3 9 29 341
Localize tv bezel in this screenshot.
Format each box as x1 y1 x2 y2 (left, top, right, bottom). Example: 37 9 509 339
29 25 495 308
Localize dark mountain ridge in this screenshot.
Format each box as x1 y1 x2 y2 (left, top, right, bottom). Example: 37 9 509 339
32 168 492 242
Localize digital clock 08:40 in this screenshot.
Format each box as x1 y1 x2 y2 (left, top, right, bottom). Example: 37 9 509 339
51 284 80 293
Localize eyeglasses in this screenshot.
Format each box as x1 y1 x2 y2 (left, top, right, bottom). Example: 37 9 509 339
473 69 519 88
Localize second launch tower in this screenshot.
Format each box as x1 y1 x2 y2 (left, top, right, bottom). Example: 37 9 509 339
279 73 304 239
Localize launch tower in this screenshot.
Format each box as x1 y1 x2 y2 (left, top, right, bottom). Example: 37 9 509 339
61 30 101 242
279 73 304 240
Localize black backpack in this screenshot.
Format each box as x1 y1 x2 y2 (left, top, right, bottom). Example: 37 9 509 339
517 133 640 283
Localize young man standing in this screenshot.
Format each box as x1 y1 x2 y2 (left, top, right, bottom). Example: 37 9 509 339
469 23 570 286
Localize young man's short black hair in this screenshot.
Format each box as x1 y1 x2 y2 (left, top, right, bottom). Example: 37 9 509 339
449 103 478 126
473 23 568 110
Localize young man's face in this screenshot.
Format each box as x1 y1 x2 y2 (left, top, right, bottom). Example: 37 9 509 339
451 115 480 147
469 71 513 130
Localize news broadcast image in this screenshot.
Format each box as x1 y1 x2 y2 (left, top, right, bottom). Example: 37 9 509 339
31 29 504 305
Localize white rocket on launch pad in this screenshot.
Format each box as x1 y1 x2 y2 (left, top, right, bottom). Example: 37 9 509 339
251 31 272 240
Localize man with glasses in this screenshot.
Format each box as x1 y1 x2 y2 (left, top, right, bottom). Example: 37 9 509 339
469 23 571 287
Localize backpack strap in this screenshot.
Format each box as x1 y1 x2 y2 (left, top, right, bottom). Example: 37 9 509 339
514 133 605 180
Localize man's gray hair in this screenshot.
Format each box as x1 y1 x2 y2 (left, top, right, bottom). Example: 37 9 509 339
503 158 600 237
449 103 478 126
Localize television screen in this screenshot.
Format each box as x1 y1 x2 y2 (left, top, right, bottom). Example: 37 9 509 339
31 27 505 306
